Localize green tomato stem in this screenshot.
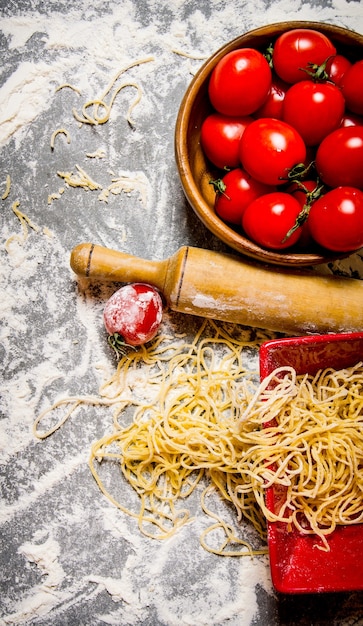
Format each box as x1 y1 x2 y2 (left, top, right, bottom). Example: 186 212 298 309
209 177 230 199
107 333 137 359
300 56 335 82
282 181 325 243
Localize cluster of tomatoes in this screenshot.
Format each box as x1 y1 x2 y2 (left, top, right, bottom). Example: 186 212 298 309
201 28 363 252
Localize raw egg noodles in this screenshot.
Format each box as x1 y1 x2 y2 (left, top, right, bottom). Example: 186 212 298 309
34 318 363 554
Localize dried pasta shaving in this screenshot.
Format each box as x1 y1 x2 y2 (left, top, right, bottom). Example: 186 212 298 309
72 105 99 126
72 57 154 127
55 82 82 95
47 188 65 205
42 226 54 238
5 201 40 252
86 149 106 159
2 174 11 200
99 57 154 103
172 48 208 60
57 165 101 190
98 172 148 206
78 82 142 127
50 128 71 150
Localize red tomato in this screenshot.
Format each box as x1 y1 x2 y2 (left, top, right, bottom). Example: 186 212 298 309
239 118 306 186
103 283 163 350
213 168 274 225
315 126 363 190
341 60 363 116
242 191 303 249
308 186 363 252
341 113 363 128
200 113 253 168
254 75 289 120
282 80 345 145
272 28 336 84
208 48 272 116
325 54 352 85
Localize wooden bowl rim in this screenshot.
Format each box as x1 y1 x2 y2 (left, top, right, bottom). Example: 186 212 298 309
175 21 363 267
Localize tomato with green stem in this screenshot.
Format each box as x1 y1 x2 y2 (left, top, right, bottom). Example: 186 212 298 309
242 191 303 249
239 118 307 186
212 168 274 225
103 283 163 356
272 28 336 84
308 186 363 252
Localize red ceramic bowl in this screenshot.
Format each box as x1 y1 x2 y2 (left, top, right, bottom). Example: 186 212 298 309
259 332 363 593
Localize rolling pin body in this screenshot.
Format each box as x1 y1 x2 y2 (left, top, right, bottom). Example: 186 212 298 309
70 243 363 335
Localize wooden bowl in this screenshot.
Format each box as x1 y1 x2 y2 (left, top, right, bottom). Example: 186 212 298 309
175 22 363 267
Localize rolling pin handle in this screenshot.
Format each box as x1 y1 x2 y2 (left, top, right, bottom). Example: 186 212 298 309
70 242 170 288
70 243 94 277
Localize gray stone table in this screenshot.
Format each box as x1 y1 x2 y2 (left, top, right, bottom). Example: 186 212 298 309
1 1 363 624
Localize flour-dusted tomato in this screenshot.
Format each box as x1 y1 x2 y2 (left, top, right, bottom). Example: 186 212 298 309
272 28 336 84
239 118 307 186
282 80 345 146
103 283 163 354
315 126 363 190
308 187 363 252
341 60 363 116
208 48 272 116
213 167 274 225
242 191 303 249
200 113 253 169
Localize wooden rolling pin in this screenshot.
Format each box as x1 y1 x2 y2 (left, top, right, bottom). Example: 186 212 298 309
70 243 363 335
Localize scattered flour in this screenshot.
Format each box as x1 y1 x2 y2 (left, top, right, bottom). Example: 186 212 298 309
1 1 363 625
2 535 67 625
0 61 73 148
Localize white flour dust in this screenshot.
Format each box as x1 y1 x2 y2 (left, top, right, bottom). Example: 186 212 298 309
2 538 64 625
1 0 362 148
